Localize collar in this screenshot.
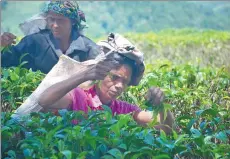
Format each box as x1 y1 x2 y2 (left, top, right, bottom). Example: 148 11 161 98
19 13 88 56
87 84 113 107
42 29 88 57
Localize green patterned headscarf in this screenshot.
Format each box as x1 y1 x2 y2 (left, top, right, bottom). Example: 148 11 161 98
43 1 86 30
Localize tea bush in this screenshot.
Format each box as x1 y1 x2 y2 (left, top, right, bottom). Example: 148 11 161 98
1 63 229 158
124 29 230 69
1 30 230 158
1 67 44 112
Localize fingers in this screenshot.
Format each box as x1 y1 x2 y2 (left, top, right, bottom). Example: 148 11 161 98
4 32 16 39
90 68 110 81
1 32 16 47
155 88 164 105
87 59 119 81
96 65 113 74
96 60 119 75
94 72 110 80
98 58 120 70
151 87 159 96
87 52 123 81
146 87 165 106
3 37 15 44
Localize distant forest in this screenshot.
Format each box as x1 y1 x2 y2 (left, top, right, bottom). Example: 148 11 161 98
1 1 230 38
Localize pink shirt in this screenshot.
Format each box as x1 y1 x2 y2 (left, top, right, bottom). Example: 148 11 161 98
69 85 141 115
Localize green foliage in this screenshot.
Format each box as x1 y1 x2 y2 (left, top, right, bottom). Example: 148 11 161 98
1 30 229 158
2 1 230 37
95 29 230 71
81 1 230 38
1 106 229 158
123 29 230 68
120 63 230 117
1 66 44 112
1 63 229 158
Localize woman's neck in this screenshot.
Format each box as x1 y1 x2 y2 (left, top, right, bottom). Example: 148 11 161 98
59 36 71 53
95 84 111 105
55 30 71 53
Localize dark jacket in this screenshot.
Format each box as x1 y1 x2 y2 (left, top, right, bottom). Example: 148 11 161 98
1 30 100 73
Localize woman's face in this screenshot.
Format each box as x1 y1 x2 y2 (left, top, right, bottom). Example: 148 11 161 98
98 64 132 104
46 11 72 39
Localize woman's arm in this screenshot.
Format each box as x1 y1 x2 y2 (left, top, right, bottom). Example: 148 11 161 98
157 110 174 129
38 56 120 109
133 110 174 134
1 34 32 68
133 87 175 134
38 71 87 109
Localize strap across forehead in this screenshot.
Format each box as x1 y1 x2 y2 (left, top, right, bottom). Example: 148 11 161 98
97 33 145 86
97 33 144 64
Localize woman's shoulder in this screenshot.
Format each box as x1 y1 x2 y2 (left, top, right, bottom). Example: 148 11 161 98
78 34 101 59
26 29 50 38
20 29 51 46
79 34 98 46
21 29 49 40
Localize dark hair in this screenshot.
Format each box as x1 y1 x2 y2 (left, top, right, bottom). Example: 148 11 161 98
116 54 137 85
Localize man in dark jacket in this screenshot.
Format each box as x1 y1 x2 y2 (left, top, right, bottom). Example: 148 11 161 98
1 1 100 73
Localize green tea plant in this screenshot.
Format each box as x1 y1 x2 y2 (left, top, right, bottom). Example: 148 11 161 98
120 62 230 117
1 62 229 158
1 107 229 158
1 29 230 158
124 29 230 69
1 66 44 112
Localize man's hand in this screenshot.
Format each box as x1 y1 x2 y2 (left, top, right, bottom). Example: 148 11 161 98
145 86 164 106
1 32 16 47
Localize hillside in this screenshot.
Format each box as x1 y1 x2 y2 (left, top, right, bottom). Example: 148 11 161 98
1 1 230 38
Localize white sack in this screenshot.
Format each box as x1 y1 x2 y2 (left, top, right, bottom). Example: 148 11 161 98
12 55 102 118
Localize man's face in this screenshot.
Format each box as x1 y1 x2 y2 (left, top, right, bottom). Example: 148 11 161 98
46 11 72 39
99 64 132 103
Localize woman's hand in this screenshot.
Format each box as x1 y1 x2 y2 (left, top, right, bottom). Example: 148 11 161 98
134 87 165 125
38 52 121 109
145 87 164 106
1 32 16 47
84 53 121 81
145 87 174 133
